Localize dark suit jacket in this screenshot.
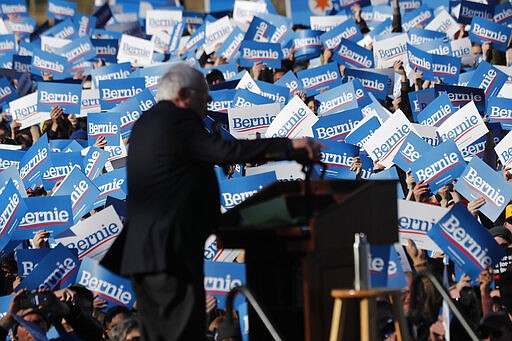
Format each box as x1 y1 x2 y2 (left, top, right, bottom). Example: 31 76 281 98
119 100 293 276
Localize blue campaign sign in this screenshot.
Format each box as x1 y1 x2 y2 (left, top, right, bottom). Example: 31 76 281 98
494 2 512 25
320 18 364 51
344 68 388 101
14 195 73 240
204 261 246 310
219 172 277 210
92 167 127 208
129 63 172 94
0 165 27 199
110 88 155 139
258 13 292 45
1 0 28 17
244 17 276 42
37 82 82 115
182 24 204 54
49 140 83 153
0 77 17 108
432 54 460 85
16 248 51 278
454 157 512 222
253 80 288 105
76 257 134 310
416 38 452 56
216 26 244 63
0 294 13 318
208 89 235 113
487 96 512 125
459 0 495 25
297 62 341 97
345 115 381 152
315 82 358 116
401 5 433 31
370 245 408 288
87 112 121 147
55 35 97 64
293 30 322 62
407 43 435 81
317 141 359 180
42 152 83 190
312 108 363 141
467 61 508 98
333 38 374 69
351 78 371 108
12 55 32 78
99 77 145 111
73 14 97 37
393 133 432 171
238 41 282 69
16 243 80 291
434 84 485 112
274 70 302 97
370 244 390 288
203 63 238 82
0 180 27 252
82 147 109 180
0 149 24 172
47 0 76 20
0 53 13 69
30 48 72 80
232 89 273 108
91 39 118 64
469 16 510 52
410 139 466 194
52 167 101 224
417 93 456 127
19 134 49 190
0 34 16 56
408 27 446 45
41 18 78 40
12 314 49 341
7 17 36 38
429 202 505 279
90 62 132 89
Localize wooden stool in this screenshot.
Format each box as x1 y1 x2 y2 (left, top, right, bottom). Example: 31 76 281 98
329 288 410 341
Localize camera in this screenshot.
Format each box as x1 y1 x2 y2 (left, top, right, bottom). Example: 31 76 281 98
18 292 52 309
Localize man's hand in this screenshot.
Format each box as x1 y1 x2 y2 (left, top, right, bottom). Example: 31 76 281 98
291 138 326 163
350 156 363 176
50 106 63 122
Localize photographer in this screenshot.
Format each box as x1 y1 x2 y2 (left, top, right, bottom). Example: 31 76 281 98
0 288 103 341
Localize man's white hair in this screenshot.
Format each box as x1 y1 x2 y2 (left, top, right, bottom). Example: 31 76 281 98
157 62 204 102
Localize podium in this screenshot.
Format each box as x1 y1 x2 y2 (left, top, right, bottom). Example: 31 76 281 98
217 180 398 340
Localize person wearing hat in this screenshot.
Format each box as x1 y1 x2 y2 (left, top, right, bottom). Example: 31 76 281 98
489 225 512 248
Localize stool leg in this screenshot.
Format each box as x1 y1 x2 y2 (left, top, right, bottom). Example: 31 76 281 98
329 298 343 341
391 293 410 341
360 298 370 341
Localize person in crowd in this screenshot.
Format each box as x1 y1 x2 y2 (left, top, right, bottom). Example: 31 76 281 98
109 318 141 341
103 305 134 339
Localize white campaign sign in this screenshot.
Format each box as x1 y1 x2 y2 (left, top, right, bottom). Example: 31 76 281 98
397 199 447 252
425 8 460 38
54 205 123 261
495 129 512 169
363 110 417 168
228 103 280 139
437 101 488 151
10 93 49 129
204 16 233 55
117 34 154 67
373 33 408 68
265 96 318 138
145 9 182 36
